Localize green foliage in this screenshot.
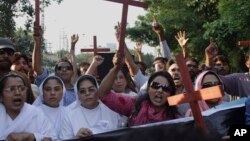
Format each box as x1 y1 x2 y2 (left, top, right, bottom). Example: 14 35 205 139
0 0 16 37
127 0 250 72
76 53 93 63
0 0 63 37
14 27 34 56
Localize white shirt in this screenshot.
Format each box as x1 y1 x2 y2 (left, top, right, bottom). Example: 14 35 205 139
59 101 121 140
37 104 66 139
0 103 56 141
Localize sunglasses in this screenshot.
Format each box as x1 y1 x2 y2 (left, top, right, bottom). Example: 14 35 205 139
0 49 14 56
150 81 171 93
202 81 221 88
57 66 72 71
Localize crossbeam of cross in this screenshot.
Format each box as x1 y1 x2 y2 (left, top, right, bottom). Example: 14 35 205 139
105 0 148 57
167 54 223 132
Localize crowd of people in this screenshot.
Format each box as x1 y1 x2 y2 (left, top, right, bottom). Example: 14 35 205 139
0 19 249 141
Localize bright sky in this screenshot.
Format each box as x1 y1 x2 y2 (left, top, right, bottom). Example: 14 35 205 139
16 0 157 55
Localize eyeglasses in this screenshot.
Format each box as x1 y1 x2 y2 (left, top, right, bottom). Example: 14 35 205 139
201 81 221 88
150 81 171 93
79 87 97 95
57 66 72 71
3 85 28 93
0 49 14 56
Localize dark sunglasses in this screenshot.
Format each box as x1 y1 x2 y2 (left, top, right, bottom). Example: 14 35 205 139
57 66 72 71
150 81 171 93
202 81 221 88
0 48 14 56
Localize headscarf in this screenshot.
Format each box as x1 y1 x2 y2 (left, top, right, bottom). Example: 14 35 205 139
68 74 99 110
194 70 225 111
33 75 66 107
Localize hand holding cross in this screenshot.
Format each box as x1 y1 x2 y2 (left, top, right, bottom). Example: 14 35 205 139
167 54 223 133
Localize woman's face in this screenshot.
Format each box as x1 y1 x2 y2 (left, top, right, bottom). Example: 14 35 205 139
112 70 127 93
202 74 221 103
56 62 73 83
78 80 98 109
148 76 171 107
0 77 27 116
43 79 63 107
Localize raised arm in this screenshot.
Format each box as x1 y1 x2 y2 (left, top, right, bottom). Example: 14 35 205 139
115 23 139 76
97 53 122 99
69 34 79 84
175 31 189 58
85 55 104 76
134 42 144 62
152 19 172 60
32 24 43 75
205 37 218 68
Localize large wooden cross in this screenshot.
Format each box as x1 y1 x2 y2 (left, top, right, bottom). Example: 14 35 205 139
105 0 148 57
167 54 223 132
35 0 40 26
81 36 110 56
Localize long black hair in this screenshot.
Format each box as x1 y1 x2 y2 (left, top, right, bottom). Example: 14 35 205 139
131 71 179 120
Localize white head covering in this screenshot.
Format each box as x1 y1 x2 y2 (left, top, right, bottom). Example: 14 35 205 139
33 75 66 107
68 74 99 110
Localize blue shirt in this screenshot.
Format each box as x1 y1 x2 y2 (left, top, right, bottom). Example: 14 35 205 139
245 96 250 125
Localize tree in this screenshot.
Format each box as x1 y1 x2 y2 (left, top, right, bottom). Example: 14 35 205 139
126 0 250 72
0 0 63 37
14 27 34 55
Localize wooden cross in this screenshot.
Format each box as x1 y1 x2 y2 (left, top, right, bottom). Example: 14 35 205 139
81 36 110 56
35 0 40 26
105 0 148 58
238 41 250 46
167 54 223 132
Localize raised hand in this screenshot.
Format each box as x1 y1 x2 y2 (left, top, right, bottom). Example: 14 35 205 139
152 17 165 41
152 19 164 35
76 128 93 138
114 22 121 42
71 34 79 46
92 55 104 66
33 22 43 43
205 37 218 59
175 31 189 48
112 52 124 69
134 42 142 54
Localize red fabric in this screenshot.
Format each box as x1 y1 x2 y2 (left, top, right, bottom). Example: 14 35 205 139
101 92 175 126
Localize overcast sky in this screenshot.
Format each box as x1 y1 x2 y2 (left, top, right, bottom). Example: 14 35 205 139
16 0 157 55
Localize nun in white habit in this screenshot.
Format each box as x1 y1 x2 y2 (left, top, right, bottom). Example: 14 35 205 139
59 75 121 140
0 72 56 141
33 75 67 139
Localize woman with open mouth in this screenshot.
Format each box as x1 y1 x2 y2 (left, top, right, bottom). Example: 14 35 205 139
0 72 56 141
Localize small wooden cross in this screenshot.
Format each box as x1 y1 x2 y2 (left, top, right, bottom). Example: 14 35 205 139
81 36 110 56
238 41 250 46
167 54 223 132
105 0 148 57
35 0 40 26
